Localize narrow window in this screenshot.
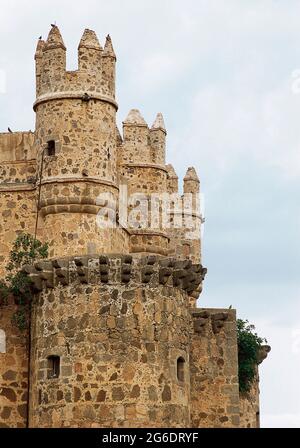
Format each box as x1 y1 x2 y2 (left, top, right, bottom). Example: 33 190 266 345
0 329 6 353
47 355 60 379
177 357 185 382
46 140 56 156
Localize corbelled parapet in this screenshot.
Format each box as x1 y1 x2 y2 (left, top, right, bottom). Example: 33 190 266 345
192 309 230 335
21 254 207 296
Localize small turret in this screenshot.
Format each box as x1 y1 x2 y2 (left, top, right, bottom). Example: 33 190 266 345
44 24 66 50
102 35 116 97
103 34 116 58
35 38 45 59
150 113 166 165
151 112 166 132
35 38 45 96
41 25 66 84
166 164 178 193
78 29 102 72
124 109 147 126
184 167 200 194
123 109 149 152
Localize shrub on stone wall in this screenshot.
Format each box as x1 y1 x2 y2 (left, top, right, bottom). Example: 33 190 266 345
0 233 48 331
237 318 267 394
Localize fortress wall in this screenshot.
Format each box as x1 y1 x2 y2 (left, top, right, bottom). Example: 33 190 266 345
190 308 240 428
239 372 260 428
0 189 36 277
0 298 29 428
27 255 199 428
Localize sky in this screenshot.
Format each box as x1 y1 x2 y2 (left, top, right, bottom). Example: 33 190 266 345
0 0 300 428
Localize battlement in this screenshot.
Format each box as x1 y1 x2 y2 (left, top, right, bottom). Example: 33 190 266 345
35 26 116 103
0 132 36 187
22 254 207 297
0 131 35 163
119 109 166 166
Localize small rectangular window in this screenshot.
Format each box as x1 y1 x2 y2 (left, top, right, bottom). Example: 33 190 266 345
47 355 60 379
47 140 56 156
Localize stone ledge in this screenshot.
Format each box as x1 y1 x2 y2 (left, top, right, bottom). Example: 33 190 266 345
21 254 207 295
33 92 118 111
192 308 236 335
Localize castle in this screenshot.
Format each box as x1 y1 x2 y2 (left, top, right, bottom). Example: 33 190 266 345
0 25 269 428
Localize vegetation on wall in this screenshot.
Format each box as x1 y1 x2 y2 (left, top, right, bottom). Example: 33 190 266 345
0 233 48 331
237 318 267 394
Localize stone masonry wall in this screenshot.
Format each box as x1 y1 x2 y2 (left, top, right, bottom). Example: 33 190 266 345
239 372 260 428
0 132 37 277
27 255 205 427
190 308 240 428
0 298 29 428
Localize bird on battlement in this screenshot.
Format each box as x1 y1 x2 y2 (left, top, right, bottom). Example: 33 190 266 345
7 127 12 133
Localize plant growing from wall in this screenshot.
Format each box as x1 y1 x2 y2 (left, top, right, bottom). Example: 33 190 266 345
237 318 267 394
0 233 48 331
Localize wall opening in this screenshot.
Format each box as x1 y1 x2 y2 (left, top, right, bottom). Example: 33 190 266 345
177 356 185 382
46 140 56 156
47 355 60 379
256 411 260 428
0 329 6 353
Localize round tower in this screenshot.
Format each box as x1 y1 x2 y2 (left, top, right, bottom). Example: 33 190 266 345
25 255 206 427
34 26 129 257
117 110 170 256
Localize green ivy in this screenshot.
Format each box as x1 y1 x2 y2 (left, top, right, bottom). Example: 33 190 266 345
237 318 267 394
0 233 48 331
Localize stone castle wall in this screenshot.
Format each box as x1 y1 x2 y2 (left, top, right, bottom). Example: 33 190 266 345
0 132 37 276
239 375 260 428
190 308 240 427
0 298 28 428
26 254 204 427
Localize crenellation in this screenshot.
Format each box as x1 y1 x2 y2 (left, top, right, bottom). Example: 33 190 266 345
150 113 166 165
20 255 206 297
78 29 103 73
166 164 178 193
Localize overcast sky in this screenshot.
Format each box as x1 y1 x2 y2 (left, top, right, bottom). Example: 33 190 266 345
1 0 300 428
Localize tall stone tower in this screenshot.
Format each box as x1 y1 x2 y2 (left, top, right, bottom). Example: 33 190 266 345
0 25 269 428
34 26 129 258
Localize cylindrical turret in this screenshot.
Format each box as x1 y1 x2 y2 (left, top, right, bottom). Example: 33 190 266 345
150 113 166 165
184 167 200 194
34 26 129 258
118 109 169 255
78 29 102 73
166 164 178 193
